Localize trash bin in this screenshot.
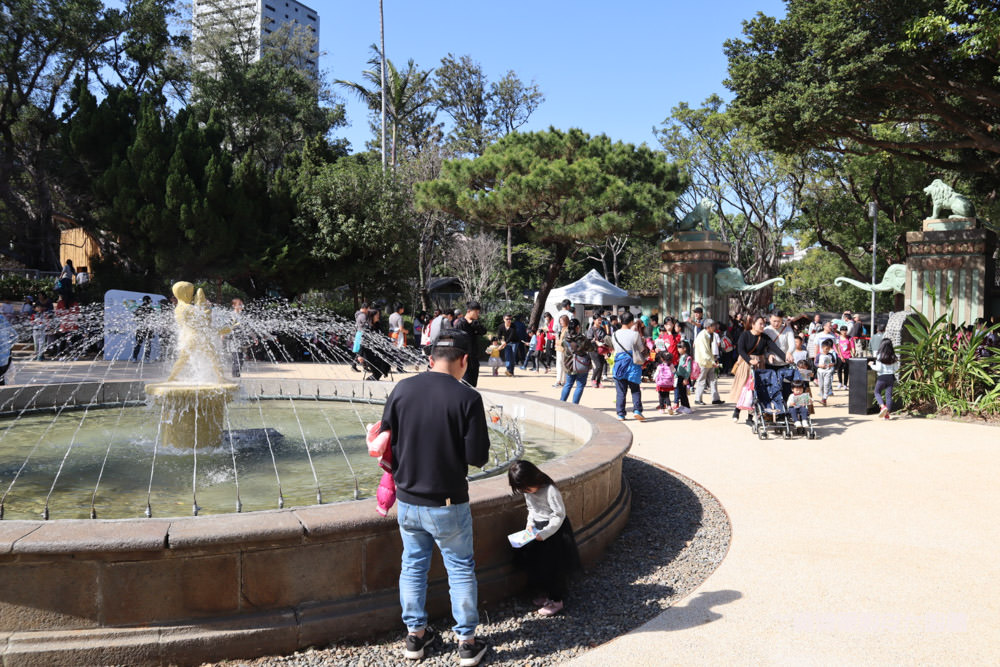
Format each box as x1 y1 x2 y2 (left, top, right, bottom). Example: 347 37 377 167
848 358 878 415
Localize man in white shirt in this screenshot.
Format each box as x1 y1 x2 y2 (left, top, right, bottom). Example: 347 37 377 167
764 312 795 357
610 312 647 421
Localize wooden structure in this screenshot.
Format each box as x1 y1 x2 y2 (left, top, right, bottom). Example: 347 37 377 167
58 226 101 274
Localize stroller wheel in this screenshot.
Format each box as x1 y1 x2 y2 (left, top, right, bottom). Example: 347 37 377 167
759 429 768 440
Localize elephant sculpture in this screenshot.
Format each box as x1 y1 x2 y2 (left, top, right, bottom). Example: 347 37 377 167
715 267 786 294
833 264 906 293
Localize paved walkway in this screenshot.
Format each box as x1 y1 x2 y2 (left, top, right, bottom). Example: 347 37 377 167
472 368 1000 666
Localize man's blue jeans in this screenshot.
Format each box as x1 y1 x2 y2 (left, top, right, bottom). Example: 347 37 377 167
615 378 643 417
560 372 586 404
397 500 479 640
503 343 517 374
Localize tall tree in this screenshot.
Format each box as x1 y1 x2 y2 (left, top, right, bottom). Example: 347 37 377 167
296 154 416 304
0 0 171 269
724 0 1000 179
335 46 436 165
433 55 544 269
416 127 685 330
656 96 802 313
433 54 543 157
396 142 459 311
192 3 343 173
444 232 505 305
792 131 932 281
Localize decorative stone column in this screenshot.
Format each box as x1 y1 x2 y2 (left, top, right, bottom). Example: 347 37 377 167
660 231 731 323
905 218 997 323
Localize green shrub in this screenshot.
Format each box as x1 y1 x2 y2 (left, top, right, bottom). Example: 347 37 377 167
0 274 53 302
896 310 1000 417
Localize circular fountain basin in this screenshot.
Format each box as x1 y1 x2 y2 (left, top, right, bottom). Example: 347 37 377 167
0 379 632 666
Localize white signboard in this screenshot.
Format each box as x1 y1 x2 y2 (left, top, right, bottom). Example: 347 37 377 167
103 290 169 361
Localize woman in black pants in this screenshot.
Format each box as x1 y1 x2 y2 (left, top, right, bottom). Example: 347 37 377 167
728 315 791 423
587 316 610 387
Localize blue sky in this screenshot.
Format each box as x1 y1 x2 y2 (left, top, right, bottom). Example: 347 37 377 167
316 0 788 153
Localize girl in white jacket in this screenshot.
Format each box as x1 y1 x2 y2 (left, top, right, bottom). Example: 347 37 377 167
508 460 580 617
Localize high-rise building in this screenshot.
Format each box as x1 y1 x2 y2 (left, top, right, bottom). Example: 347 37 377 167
193 0 320 77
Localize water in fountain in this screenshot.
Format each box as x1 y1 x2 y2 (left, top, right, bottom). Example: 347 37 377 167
0 289 578 520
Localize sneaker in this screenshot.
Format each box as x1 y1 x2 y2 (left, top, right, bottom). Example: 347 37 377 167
878 406 888 418
883 412 891 420
820 398 827 406
732 415 740 423
458 638 489 666
616 414 626 421
712 399 725 404
632 412 646 421
505 371 513 377
404 627 437 660
538 599 564 616
694 400 706 405
680 406 693 414
667 407 676 415
794 420 802 428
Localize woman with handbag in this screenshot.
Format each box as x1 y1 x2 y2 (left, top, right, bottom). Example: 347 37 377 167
729 315 791 424
587 316 611 388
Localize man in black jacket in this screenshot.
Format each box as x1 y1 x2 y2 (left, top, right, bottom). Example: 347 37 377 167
379 330 490 665
450 301 486 387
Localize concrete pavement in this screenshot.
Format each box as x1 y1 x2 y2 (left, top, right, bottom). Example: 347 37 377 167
472 368 1000 666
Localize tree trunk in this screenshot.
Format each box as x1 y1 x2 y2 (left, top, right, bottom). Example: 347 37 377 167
527 242 569 331
391 121 397 167
378 0 387 172
506 224 512 266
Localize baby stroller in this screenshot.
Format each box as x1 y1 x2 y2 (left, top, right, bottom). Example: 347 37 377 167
751 366 817 440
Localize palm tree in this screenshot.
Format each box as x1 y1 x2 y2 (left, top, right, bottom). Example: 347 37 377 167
335 45 436 166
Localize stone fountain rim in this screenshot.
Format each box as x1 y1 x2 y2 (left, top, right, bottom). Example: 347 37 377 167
0 379 631 556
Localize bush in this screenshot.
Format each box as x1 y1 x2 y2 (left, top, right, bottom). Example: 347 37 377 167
896 310 1000 418
0 274 53 302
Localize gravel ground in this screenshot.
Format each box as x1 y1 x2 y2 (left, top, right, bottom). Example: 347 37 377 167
209 455 731 667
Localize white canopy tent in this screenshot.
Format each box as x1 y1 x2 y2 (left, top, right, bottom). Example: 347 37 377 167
542 269 640 322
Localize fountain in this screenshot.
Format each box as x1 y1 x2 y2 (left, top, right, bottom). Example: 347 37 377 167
0 286 633 665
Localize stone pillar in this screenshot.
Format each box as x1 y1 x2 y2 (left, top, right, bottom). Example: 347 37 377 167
660 231 731 323
905 220 997 323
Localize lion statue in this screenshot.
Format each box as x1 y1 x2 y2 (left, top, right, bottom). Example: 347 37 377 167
675 198 713 232
924 179 976 219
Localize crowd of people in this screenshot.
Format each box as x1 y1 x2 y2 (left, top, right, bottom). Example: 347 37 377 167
374 299 915 424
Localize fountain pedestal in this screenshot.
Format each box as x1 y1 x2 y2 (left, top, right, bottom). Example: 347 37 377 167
145 383 238 449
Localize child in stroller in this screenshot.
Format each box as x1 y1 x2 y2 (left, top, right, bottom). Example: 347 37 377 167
751 365 817 439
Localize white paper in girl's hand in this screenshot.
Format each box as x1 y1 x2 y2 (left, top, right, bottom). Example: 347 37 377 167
507 526 538 548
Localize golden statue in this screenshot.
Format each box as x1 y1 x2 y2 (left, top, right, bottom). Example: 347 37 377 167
165 281 231 383
146 281 237 449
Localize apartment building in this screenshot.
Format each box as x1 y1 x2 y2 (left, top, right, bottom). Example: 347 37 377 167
193 0 320 76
